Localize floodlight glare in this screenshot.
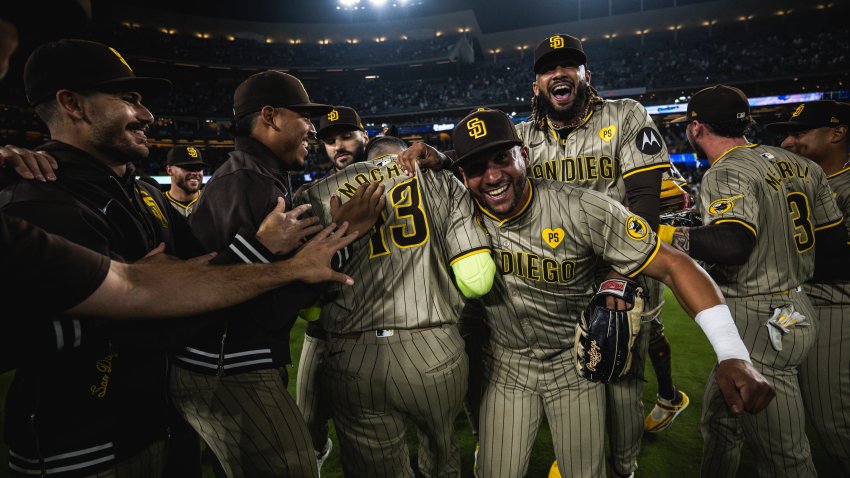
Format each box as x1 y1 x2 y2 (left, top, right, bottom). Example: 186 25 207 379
339 0 360 7
370 0 388 6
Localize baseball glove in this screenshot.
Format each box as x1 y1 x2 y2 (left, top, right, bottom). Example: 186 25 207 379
574 279 644 383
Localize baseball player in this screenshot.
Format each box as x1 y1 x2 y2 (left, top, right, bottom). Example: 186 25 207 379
768 100 850 475
298 150 497 477
164 145 208 216
172 71 382 478
662 86 849 477
399 33 687 476
295 105 370 470
445 108 772 478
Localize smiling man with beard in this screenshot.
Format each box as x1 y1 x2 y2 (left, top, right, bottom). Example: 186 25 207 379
164 146 208 217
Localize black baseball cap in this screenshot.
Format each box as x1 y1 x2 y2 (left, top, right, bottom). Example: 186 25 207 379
670 85 750 124
316 106 364 141
167 146 209 168
24 39 172 106
233 70 332 119
766 100 850 133
533 34 587 74
452 108 522 167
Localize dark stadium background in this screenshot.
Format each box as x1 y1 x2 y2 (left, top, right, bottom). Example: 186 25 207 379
1 0 847 476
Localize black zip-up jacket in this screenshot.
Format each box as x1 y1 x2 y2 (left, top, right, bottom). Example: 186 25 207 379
179 136 323 375
0 141 197 477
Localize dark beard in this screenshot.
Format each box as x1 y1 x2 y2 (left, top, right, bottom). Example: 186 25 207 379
539 81 589 125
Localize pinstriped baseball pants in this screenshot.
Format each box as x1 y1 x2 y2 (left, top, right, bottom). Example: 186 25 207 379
321 325 467 478
478 342 606 478
169 367 318 478
296 333 332 453
800 304 850 476
700 291 817 478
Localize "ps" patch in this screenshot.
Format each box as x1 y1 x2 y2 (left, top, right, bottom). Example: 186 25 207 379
599 125 616 142
543 227 565 248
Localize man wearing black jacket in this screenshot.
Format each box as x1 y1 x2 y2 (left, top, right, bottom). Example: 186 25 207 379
0 39 194 477
176 70 383 477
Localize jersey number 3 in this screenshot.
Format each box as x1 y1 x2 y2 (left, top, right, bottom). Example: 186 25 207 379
369 178 429 258
786 192 814 253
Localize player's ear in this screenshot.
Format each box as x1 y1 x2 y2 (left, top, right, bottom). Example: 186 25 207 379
458 166 469 187
583 66 591 85
519 145 530 168
55 90 86 121
260 106 280 131
532 81 540 97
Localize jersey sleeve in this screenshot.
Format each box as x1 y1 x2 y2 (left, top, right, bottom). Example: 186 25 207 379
811 167 844 231
425 170 491 264
698 165 759 236
577 188 660 278
618 101 671 178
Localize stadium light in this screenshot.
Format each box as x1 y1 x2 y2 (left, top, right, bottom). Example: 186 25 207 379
369 0 388 6
339 0 360 7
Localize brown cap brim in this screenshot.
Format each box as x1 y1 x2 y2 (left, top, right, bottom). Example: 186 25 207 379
316 123 364 141
669 115 690 124
96 77 173 99
452 139 523 168
533 49 587 74
170 161 210 168
289 102 334 115
765 121 817 133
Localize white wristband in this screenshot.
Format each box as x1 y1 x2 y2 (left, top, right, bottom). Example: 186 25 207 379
695 304 751 363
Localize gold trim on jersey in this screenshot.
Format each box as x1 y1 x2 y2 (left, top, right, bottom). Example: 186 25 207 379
476 179 534 226
450 247 491 266
827 166 850 179
622 162 672 179
627 238 661 278
165 191 200 210
814 217 844 231
711 143 758 166
714 218 757 237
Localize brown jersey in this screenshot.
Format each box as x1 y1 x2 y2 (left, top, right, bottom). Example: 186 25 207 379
516 98 671 205
300 156 490 334
698 144 843 297
477 179 660 359
805 165 850 305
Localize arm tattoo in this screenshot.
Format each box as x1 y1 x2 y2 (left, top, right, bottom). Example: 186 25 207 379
671 227 690 255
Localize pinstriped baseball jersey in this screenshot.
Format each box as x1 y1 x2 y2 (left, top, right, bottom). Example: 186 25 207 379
301 156 490 333
516 99 671 205
478 178 660 359
805 165 850 305
698 144 843 297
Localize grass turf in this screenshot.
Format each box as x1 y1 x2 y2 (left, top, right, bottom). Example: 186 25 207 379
0 288 836 477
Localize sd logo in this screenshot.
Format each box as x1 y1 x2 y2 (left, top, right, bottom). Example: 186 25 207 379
543 227 565 248
187 146 199 158
328 109 339 121
549 36 564 49
467 117 487 139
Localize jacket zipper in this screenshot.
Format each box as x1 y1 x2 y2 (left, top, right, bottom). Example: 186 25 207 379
217 326 228 376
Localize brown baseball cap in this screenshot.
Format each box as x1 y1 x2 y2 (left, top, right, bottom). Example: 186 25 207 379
533 34 587 74
233 70 331 119
24 39 172 106
317 106 364 141
452 108 522 167
670 85 750 124
167 146 208 168
766 100 850 133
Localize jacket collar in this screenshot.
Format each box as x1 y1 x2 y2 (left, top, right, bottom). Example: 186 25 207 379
36 141 138 191
234 136 288 175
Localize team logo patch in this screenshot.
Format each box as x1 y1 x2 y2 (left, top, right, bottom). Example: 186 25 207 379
760 152 775 160
139 189 169 228
108 47 133 73
830 116 840 124
626 215 649 240
549 35 564 49
542 227 565 248
328 109 339 121
187 146 199 158
792 104 805 118
635 127 663 155
467 117 487 139
587 341 602 371
708 195 743 215
599 125 616 142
